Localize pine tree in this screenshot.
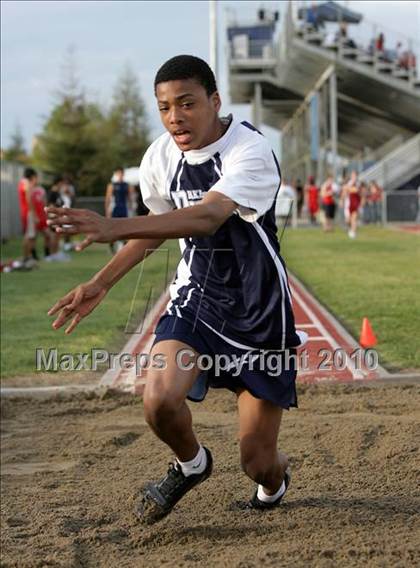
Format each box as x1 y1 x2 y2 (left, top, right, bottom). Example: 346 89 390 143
33 47 101 194
82 64 151 194
107 64 150 167
33 51 150 195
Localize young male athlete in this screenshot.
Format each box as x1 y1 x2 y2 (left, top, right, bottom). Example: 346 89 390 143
46 55 307 524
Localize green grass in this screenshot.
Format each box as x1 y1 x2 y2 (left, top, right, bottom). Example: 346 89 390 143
281 225 420 371
2 225 419 377
1 238 180 377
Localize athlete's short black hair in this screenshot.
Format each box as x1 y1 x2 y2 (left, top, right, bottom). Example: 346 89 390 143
154 55 217 96
23 167 37 180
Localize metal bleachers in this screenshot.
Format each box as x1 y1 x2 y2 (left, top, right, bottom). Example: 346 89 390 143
359 133 420 191
227 1 420 178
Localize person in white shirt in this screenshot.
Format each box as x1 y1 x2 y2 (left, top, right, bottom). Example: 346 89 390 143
46 55 308 523
275 179 296 220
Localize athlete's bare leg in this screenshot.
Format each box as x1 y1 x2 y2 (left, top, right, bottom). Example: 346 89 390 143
143 340 202 461
321 212 328 232
42 228 53 254
350 211 358 234
237 388 288 495
23 237 36 259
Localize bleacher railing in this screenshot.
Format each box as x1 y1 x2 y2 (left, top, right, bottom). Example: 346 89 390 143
359 133 420 191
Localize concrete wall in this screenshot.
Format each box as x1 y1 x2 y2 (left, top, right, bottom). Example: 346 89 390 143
1 161 24 241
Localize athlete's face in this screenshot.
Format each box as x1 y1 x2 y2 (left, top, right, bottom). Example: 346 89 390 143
28 175 38 188
156 79 222 151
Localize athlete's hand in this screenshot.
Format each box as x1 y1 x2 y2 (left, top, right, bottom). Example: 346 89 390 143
48 279 109 334
45 207 116 251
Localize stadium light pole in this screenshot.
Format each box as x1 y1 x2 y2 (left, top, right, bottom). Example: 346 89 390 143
417 1 420 79
253 82 262 130
209 0 218 83
329 70 338 181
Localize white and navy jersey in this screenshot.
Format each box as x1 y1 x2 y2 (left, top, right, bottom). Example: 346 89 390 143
139 116 304 350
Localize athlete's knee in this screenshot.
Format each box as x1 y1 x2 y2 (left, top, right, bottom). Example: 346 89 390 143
239 437 276 484
143 378 184 427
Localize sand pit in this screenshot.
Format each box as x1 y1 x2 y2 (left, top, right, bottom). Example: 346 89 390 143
1 382 419 567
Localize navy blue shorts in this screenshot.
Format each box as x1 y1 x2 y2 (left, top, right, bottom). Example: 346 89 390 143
152 314 298 409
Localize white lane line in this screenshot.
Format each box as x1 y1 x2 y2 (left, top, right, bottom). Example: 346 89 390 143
296 324 317 329
115 333 156 391
306 336 329 341
291 283 365 380
1 384 97 396
100 289 169 388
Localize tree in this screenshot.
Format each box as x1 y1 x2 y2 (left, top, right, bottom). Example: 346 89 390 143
33 51 150 195
81 64 151 193
33 47 102 194
107 64 150 168
33 98 100 190
4 122 27 164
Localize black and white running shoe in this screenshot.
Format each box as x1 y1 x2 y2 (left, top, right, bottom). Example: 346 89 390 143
247 468 291 510
135 447 213 524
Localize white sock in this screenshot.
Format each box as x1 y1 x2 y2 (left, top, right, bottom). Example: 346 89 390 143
177 445 207 477
257 480 286 503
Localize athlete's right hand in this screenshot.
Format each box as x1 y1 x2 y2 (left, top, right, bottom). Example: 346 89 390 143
47 279 109 334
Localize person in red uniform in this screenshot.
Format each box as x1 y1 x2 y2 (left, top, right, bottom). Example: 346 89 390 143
341 170 362 238
34 185 54 253
18 168 38 264
305 175 319 225
18 171 31 236
320 175 336 232
368 180 383 224
32 186 48 231
18 167 52 264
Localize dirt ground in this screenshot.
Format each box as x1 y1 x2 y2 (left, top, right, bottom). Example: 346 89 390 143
1 381 419 568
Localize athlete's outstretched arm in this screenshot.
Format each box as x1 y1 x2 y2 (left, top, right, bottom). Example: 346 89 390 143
48 232 165 334
46 191 237 251
104 183 114 218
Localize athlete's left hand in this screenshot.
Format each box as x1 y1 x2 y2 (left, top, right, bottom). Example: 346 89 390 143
45 206 116 251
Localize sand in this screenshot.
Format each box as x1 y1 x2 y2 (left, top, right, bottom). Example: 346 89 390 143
1 381 420 567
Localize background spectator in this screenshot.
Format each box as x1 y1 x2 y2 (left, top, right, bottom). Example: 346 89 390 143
341 171 362 238
17 168 39 267
320 175 336 232
376 32 385 53
45 177 70 262
275 179 296 224
294 178 304 219
367 180 383 224
305 175 319 225
105 167 135 253
306 3 321 31
17 168 55 267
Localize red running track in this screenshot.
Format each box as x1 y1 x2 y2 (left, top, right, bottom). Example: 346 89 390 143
289 275 379 384
397 224 420 234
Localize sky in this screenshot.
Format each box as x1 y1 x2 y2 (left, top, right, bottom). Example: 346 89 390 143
1 0 419 157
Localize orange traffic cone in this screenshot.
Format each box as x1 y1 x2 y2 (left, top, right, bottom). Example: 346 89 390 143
359 318 377 348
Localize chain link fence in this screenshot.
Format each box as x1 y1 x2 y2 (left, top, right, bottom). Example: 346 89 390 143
1 160 418 243
76 197 105 216
384 190 419 223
